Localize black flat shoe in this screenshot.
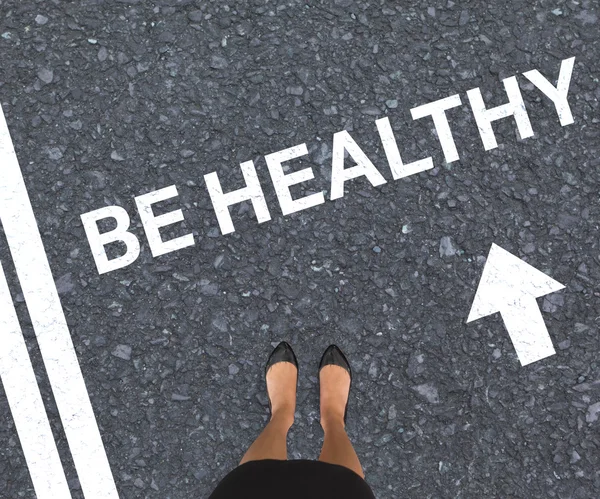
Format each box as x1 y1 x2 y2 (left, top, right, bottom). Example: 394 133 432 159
264 341 299 417
318 344 352 425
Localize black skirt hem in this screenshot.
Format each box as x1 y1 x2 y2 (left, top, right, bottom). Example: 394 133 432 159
208 458 376 499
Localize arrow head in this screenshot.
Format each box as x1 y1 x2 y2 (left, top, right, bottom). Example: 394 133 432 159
467 243 565 323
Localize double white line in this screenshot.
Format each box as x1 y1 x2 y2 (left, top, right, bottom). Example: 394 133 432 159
0 104 118 498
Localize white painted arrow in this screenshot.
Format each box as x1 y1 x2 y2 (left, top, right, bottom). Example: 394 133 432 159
467 243 565 366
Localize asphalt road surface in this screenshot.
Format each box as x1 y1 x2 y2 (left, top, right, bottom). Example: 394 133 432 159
0 1 599 498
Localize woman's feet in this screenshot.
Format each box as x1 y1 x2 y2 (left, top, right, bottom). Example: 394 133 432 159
240 347 297 465
263 342 352 430
265 362 297 427
319 345 352 430
319 365 351 429
317 346 364 477
265 342 298 428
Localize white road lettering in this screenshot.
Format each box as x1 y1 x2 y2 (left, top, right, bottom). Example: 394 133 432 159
330 129 387 200
77 57 577 271
134 184 195 257
204 159 271 235
81 205 141 275
264 143 325 215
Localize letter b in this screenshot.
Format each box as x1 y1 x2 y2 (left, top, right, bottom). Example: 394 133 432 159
80 206 140 274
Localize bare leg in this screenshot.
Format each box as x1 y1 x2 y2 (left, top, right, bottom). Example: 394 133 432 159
318 365 365 478
239 362 297 464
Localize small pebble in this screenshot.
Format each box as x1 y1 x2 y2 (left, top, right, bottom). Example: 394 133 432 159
111 150 125 161
171 393 191 401
188 10 203 22
558 339 571 350
210 55 228 69
37 68 53 84
98 46 108 62
439 236 458 257
412 382 440 404
111 344 132 360
286 86 304 96
47 147 62 160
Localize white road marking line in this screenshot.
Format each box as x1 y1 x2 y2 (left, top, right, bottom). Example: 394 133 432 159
0 259 72 499
0 104 119 498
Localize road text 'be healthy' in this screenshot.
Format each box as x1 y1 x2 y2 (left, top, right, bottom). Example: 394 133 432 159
80 57 576 275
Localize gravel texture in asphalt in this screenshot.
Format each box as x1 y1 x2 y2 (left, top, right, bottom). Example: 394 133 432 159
0 1 599 498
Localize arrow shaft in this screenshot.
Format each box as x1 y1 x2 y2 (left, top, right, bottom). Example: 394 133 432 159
499 296 556 366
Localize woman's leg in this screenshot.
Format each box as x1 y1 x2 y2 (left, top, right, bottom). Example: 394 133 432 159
318 365 365 478
239 362 297 464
